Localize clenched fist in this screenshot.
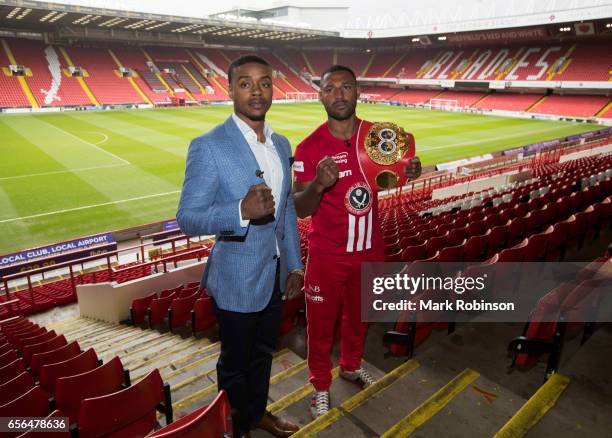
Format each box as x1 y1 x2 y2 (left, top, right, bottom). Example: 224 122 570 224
241 184 275 220
404 156 422 181
314 156 339 191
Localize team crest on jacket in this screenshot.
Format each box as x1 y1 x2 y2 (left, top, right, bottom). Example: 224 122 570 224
344 182 372 216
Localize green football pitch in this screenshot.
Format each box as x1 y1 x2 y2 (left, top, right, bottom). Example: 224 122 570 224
0 102 601 254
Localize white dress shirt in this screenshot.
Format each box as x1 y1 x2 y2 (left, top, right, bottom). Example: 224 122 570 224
233 114 283 253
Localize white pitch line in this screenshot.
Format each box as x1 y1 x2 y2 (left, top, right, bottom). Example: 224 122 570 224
416 125 575 152
0 190 180 224
42 122 130 165
0 163 129 181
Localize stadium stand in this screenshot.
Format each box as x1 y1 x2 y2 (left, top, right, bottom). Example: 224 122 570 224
529 94 611 118
473 92 545 112
66 47 146 105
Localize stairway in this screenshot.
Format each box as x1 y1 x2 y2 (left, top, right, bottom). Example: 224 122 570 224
40 315 590 437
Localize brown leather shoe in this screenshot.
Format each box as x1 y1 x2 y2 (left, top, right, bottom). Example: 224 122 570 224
255 411 299 437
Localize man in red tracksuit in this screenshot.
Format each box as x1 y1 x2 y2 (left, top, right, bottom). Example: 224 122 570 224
293 65 421 418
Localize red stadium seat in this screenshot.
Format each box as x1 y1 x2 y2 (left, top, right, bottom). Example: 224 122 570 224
39 348 99 394
192 297 216 335
0 342 13 357
22 335 67 364
55 356 128 424
487 224 509 257
426 234 447 257
438 241 465 263
508 217 528 246
447 226 468 246
16 329 57 352
0 371 35 406
169 291 200 331
525 210 545 234
130 293 157 325
524 226 554 262
8 326 45 345
0 349 19 368
148 390 232 437
541 203 558 226
30 341 81 377
464 230 490 262
77 369 171 438
401 242 427 262
546 220 570 261
148 293 176 328
467 219 487 237
0 359 26 385
498 238 528 262
0 385 49 421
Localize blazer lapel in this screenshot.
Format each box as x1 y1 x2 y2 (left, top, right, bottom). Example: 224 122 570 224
223 117 261 186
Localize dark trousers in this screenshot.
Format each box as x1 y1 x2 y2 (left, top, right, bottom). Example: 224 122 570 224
212 263 283 435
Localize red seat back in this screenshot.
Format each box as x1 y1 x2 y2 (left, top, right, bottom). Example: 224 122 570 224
148 390 232 438
401 242 427 262
30 341 81 377
23 335 67 364
17 409 71 437
149 293 176 327
16 329 57 352
0 385 49 418
464 231 490 262
0 359 26 385
55 356 126 424
130 293 157 325
169 291 200 330
78 369 165 438
192 297 216 334
0 371 35 406
524 226 553 262
39 348 99 394
0 349 19 368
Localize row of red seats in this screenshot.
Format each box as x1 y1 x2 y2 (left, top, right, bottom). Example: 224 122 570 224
0 316 173 437
0 316 233 436
509 253 611 377
383 164 612 356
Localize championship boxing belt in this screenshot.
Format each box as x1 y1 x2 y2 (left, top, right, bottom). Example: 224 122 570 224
356 122 416 190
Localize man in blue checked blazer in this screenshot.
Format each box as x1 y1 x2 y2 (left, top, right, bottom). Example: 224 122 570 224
177 55 302 438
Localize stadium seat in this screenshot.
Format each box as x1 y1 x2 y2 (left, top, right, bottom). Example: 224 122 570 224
0 359 26 385
168 291 200 331
30 341 81 377
22 335 67 364
39 348 99 394
16 329 57 352
55 356 129 424
498 238 528 262
487 224 509 257
426 234 447 257
401 243 427 262
438 241 465 263
77 369 172 438
0 371 35 406
192 297 216 335
148 293 177 328
0 385 49 420
447 226 468 246
130 293 157 325
524 226 554 262
508 217 528 246
464 231 490 262
0 349 19 368
148 390 232 437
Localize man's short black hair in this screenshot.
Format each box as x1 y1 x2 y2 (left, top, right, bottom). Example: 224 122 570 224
227 54 271 84
321 64 357 82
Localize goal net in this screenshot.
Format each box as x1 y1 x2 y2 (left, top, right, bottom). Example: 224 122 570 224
429 98 459 111
286 92 319 101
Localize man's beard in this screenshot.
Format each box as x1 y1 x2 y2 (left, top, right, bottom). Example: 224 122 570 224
325 101 357 121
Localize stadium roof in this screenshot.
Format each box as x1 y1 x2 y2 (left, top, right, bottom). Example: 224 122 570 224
0 0 338 42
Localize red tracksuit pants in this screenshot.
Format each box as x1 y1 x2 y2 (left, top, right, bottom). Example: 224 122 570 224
305 254 368 391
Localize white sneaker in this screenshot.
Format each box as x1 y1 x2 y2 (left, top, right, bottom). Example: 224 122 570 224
310 390 330 419
340 367 376 388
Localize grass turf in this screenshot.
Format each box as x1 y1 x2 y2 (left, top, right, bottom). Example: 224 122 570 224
0 102 601 254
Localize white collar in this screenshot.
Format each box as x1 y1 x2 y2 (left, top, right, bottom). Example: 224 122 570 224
232 113 274 143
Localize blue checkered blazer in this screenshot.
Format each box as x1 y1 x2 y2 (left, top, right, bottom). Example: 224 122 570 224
177 116 302 312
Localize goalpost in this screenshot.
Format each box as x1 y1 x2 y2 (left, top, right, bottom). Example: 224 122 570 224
428 98 460 111
286 92 319 101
